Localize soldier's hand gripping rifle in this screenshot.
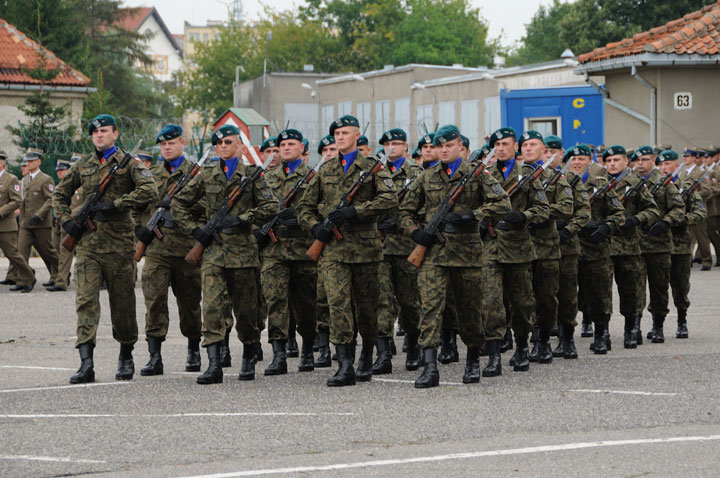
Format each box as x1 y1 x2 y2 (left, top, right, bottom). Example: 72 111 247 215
680 163 715 200
134 149 212 262
568 163 592 189
61 141 142 252
541 154 566 190
589 168 628 205
651 164 685 195
618 175 648 203
184 154 275 266
407 149 492 268
505 156 553 197
255 155 327 250
305 149 391 262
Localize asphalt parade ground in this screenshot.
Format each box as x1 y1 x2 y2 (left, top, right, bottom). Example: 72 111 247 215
2 257 720 477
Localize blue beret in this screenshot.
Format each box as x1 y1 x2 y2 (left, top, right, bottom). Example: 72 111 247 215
460 135 470 149
317 134 336 155
562 144 592 163
260 137 278 152
211 125 240 146
432 125 461 146
518 130 543 146
379 128 407 145
329 115 359 135
156 124 183 144
544 135 562 149
357 135 369 146
489 127 516 147
656 150 679 163
278 129 303 144
602 145 626 161
88 114 116 135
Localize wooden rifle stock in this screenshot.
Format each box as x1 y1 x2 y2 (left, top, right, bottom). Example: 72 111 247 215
185 242 206 266
407 244 427 268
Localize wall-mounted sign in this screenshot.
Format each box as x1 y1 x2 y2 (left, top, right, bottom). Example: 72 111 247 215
674 92 692 110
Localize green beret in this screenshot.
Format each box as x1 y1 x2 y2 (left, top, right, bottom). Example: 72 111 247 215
563 144 592 163
156 124 183 144
626 149 636 160
88 114 116 135
518 130 544 146
460 135 470 149
656 150 679 163
211 125 240 146
317 134 335 155
329 115 359 135
357 135 369 146
432 125 461 146
480 143 492 158
302 138 309 154
55 160 71 171
24 148 43 161
654 144 672 154
417 133 434 149
411 147 420 159
602 145 626 161
544 135 562 149
260 137 278 152
634 145 654 159
489 127 516 147
379 128 407 145
278 128 303 144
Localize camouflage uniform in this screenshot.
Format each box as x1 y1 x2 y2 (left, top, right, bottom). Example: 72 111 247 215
51 188 83 289
53 148 158 347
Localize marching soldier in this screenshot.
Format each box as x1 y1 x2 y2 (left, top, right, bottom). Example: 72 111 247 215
54 114 158 383
544 135 563 163
296 114 397 387
357 135 372 158
682 149 713 270
48 159 78 292
260 137 280 170
134 124 204 375
700 148 720 264
18 148 59 290
0 151 35 291
132 150 155 228
173 124 278 384
4 158 30 286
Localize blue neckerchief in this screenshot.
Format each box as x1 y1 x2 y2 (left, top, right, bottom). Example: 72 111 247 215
443 157 462 179
389 157 406 173
165 155 185 173
97 146 117 163
222 157 239 180
497 159 516 180
581 171 590 183
643 172 653 181
283 158 302 175
528 159 543 170
423 160 439 170
340 149 359 175
672 173 679 183
610 171 624 179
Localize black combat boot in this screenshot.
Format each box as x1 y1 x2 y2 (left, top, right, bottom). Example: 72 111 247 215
592 320 608 354
402 335 408 353
390 337 397 356
528 326 541 362
513 334 530 372
647 314 658 341
371 337 393 375
115 344 134 380
651 314 665 343
197 343 222 384
448 331 459 363
552 325 565 358
286 334 299 358
313 335 320 352
633 315 643 345
298 337 315 372
396 324 405 336
238 343 257 380
254 342 263 362
580 311 593 337
219 329 232 368
327 344 356 387
562 325 578 359
499 328 513 353
462 347 481 384
439 329 453 364
414 348 439 388
605 324 612 351
186 338 201 372
356 340 374 382
623 316 637 349
405 334 421 371
549 325 559 337
537 328 553 364
482 339 502 377
69 343 95 384
140 337 164 376
314 330 331 368
264 340 287 376
676 310 689 339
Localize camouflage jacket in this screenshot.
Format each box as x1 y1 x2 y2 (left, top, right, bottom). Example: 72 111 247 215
399 159 511 267
296 152 397 263
487 161 550 264
261 161 315 261
638 169 685 254
527 164 574 260
380 158 422 257
608 171 659 257
671 176 706 255
53 148 158 254
20 171 54 229
559 171 591 257
143 158 207 258
172 159 279 268
579 175 625 262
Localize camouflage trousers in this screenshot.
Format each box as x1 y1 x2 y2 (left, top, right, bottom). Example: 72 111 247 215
501 262 535 339
322 261 379 345
442 285 458 333
201 264 259 347
557 254 579 328
578 257 613 325
532 258 559 331
316 261 330 332
376 255 421 339
261 257 317 341
639 252 672 318
417 263 484 349
141 254 202 341
52 224 74 289
611 254 642 319
75 250 137 347
481 260 506 341
670 253 692 313
255 267 266 333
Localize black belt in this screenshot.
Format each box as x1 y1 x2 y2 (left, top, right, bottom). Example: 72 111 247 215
442 222 479 233
342 222 377 232
220 225 250 235
277 227 306 238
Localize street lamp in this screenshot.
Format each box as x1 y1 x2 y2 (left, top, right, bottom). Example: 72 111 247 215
301 82 317 98
232 65 245 107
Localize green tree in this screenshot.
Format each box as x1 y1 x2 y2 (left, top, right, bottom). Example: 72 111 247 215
507 0 573 66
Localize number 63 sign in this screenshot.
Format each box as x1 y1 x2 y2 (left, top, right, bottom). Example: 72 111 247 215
674 92 693 110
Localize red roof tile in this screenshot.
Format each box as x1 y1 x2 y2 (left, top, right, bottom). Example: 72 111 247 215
0 19 90 86
579 1 720 63
115 7 153 33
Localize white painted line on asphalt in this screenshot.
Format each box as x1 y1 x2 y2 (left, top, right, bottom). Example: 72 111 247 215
568 389 678 396
0 412 354 419
373 378 462 386
180 434 720 477
1 365 75 371
0 454 105 464
0 382 130 393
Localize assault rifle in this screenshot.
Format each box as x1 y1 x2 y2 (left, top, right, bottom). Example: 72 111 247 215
589 168 628 205
541 154 567 190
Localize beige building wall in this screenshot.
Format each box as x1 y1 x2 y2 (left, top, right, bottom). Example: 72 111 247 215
603 69 655 147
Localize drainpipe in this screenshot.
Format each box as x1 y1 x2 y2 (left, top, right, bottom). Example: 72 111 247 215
630 65 657 146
